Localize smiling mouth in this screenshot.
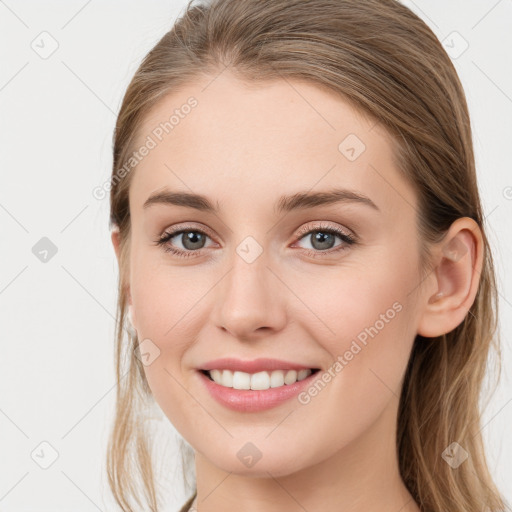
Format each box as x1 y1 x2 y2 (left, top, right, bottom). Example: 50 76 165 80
200 368 321 391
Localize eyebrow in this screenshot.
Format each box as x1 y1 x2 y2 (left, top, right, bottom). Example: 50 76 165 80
143 187 380 213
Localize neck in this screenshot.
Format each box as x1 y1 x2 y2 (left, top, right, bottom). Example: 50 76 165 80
192 398 420 512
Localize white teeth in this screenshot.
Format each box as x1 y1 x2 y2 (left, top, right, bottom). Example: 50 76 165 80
270 370 284 388
250 371 269 390
207 368 313 390
233 371 251 389
284 370 297 385
222 369 233 387
297 369 310 381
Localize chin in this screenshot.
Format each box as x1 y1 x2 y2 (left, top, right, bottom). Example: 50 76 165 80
204 444 307 478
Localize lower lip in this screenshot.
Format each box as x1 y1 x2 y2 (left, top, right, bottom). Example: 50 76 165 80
197 370 320 412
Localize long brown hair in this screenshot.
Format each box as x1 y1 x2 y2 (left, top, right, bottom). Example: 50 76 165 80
107 1 508 510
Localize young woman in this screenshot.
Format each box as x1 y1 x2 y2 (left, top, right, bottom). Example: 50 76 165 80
107 0 509 510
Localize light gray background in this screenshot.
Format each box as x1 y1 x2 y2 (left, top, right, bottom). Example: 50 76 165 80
0 1 511 510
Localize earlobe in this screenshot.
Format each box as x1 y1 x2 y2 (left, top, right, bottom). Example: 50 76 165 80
111 226 121 263
417 218 483 338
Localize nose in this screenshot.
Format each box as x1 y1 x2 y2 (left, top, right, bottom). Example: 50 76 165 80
211 250 287 341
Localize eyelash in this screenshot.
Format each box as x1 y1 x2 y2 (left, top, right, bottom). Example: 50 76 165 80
154 222 357 259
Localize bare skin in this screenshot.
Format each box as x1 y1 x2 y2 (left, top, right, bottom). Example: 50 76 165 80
112 70 483 512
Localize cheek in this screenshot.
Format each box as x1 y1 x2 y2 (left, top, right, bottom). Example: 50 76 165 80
130 261 205 431
294 246 419 396
281 266 417 457
298 251 416 344
130 251 209 341
129 253 214 403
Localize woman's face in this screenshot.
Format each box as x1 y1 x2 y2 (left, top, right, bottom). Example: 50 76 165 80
122 71 429 476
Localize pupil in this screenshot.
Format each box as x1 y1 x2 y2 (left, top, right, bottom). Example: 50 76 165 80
312 232 334 250
183 232 205 250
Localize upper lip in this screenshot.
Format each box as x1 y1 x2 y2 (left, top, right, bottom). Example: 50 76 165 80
199 358 318 373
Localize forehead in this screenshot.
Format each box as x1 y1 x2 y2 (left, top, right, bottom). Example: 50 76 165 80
128 71 416 221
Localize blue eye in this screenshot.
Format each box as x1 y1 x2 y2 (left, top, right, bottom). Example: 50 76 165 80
155 228 213 258
292 222 357 258
155 222 357 259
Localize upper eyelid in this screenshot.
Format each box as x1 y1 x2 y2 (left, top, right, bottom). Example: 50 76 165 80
161 222 214 237
295 221 353 236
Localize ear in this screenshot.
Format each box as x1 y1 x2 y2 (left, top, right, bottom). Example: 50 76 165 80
111 226 122 264
416 217 484 338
